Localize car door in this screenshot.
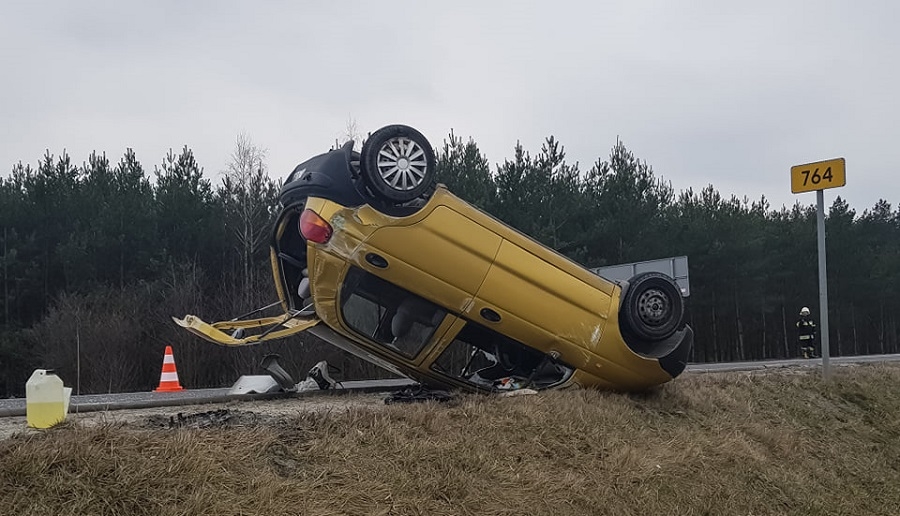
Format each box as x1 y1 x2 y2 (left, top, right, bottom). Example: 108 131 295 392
359 201 503 321
471 237 615 370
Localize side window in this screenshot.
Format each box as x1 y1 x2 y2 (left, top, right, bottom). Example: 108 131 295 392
340 267 446 359
431 322 572 391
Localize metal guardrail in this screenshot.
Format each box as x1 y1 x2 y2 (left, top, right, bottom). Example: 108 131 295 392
0 378 417 418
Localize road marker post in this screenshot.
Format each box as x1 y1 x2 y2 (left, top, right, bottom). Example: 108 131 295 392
791 158 846 380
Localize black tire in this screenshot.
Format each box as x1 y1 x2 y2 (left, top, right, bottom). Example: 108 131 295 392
620 272 684 341
360 125 436 203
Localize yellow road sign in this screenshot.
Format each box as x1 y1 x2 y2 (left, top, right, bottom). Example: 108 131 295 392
791 158 846 194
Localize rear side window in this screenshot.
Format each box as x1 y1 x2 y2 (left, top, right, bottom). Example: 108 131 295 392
339 267 446 359
432 322 572 391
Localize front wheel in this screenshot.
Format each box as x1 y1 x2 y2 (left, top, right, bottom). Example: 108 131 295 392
620 272 684 342
360 124 436 203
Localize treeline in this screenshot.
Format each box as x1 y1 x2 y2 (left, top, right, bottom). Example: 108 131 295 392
1 133 897 396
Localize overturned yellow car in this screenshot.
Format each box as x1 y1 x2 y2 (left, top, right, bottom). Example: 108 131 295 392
176 125 693 392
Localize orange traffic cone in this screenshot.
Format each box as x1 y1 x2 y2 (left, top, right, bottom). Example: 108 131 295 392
154 345 185 392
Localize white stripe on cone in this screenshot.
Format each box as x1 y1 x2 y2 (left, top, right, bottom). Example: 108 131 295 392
163 355 175 364
160 372 180 382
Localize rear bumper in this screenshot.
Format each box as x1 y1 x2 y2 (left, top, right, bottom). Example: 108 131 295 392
172 313 320 347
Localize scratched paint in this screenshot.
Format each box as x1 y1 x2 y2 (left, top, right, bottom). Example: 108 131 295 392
591 325 602 347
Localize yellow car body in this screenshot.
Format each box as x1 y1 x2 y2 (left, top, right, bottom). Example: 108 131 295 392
176 125 692 392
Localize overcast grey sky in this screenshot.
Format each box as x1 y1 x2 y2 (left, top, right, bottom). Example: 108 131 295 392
1 0 896 212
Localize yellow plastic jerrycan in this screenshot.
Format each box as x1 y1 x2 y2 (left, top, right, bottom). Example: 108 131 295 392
25 369 73 429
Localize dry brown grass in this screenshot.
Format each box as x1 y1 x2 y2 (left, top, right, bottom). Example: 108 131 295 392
3 364 900 515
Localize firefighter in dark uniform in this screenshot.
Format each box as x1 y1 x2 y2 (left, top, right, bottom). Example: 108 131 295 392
796 306 817 359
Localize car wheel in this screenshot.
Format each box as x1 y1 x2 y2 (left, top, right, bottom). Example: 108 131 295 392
360 125 436 203
620 272 684 341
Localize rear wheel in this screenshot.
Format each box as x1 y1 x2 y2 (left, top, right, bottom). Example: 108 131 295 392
360 125 436 203
620 272 683 341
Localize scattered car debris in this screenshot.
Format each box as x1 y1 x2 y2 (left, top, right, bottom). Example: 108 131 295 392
384 385 455 404
144 409 270 429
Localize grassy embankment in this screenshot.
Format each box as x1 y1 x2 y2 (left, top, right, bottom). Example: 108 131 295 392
2 364 899 515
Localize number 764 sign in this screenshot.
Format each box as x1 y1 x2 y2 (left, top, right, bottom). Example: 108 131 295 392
791 158 846 194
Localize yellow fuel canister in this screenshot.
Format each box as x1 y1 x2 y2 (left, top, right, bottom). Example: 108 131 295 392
25 369 72 429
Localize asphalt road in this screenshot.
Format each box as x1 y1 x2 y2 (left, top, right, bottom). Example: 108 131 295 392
3 354 899 417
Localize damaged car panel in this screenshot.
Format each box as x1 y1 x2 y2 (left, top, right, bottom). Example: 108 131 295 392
177 124 693 392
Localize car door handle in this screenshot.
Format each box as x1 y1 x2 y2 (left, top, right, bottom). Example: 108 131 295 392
365 253 389 269
480 308 501 323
